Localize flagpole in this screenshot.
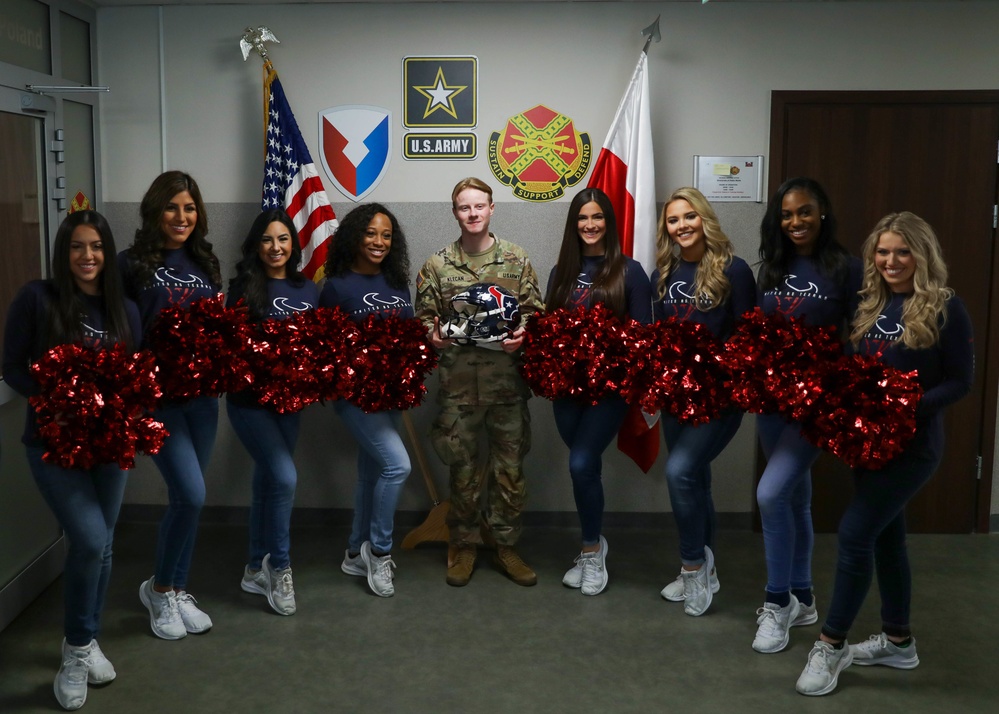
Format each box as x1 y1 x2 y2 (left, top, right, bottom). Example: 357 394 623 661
641 15 661 55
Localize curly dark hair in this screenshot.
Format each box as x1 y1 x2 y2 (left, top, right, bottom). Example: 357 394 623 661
324 203 410 290
758 177 849 292
125 171 221 288
545 187 627 317
228 209 306 321
47 210 135 351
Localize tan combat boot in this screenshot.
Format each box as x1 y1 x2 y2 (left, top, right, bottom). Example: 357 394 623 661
493 545 538 586
446 545 477 586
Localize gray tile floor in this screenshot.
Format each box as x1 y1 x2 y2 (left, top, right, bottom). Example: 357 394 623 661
1 521 997 713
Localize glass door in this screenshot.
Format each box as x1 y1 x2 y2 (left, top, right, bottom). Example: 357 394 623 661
0 84 61 630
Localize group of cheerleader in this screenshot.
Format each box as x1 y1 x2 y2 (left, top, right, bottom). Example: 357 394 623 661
546 177 972 697
2 171 415 710
1 170 973 709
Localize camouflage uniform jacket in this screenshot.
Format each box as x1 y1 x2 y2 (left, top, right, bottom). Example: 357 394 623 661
416 234 543 407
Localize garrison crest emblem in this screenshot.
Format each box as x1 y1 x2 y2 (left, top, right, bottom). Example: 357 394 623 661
488 105 590 202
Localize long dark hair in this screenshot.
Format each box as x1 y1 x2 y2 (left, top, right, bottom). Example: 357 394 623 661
545 188 627 317
126 171 221 288
47 210 134 351
324 203 411 290
229 209 306 321
757 177 849 292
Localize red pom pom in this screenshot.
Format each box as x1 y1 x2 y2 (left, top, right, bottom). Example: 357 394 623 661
311 307 363 403
243 310 329 414
800 354 922 469
346 314 439 412
29 343 168 470
145 296 255 401
521 304 644 405
720 308 842 416
625 319 731 425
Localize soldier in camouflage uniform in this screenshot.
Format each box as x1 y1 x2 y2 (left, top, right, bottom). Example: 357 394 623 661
415 177 543 587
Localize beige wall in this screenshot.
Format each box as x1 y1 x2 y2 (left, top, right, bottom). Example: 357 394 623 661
95 1 999 520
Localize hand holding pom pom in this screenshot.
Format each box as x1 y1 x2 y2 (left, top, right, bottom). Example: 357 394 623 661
146 295 256 402
30 343 168 470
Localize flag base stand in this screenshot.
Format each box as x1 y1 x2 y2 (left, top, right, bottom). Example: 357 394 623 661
401 501 450 550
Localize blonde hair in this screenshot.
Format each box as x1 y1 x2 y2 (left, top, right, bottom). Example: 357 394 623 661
850 211 953 349
655 187 734 310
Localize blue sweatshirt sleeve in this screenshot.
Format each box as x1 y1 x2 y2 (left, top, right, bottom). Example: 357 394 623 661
728 258 757 322
2 282 46 398
919 296 974 417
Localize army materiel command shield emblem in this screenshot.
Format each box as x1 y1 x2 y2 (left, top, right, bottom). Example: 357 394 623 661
488 105 590 202
319 105 391 202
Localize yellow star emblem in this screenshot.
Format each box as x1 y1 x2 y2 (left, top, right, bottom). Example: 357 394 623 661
414 67 466 120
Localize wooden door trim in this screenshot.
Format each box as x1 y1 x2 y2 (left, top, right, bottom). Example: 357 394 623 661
769 89 998 533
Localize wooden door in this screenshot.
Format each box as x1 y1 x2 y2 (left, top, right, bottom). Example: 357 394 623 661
767 90 999 533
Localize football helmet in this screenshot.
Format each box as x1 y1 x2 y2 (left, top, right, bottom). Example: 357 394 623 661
440 283 520 349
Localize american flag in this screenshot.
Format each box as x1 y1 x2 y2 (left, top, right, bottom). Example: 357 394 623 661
262 70 338 281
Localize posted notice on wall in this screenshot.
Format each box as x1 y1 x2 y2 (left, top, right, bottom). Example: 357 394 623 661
693 155 765 202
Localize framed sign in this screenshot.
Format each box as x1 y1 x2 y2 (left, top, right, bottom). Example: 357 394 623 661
693 155 764 202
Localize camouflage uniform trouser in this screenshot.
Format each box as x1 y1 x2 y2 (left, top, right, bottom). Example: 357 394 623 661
429 402 531 547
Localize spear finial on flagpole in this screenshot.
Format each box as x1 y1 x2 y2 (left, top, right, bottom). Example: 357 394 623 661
641 15 661 55
240 26 280 63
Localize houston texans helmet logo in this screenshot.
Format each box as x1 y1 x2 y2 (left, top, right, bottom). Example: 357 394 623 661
441 282 521 350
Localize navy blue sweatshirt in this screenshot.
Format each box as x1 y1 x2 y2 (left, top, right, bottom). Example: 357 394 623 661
546 255 653 324
759 254 863 329
118 247 221 340
319 271 414 321
2 280 142 446
652 256 757 340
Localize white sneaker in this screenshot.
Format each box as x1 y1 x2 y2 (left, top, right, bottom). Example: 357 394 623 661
54 640 91 710
681 545 715 617
792 597 819 627
796 640 853 696
85 640 116 684
262 553 297 616
662 565 720 601
341 549 366 577
578 535 609 596
752 594 800 653
361 541 396 598
562 555 584 588
175 591 213 632
240 565 268 596
851 633 919 669
138 577 186 640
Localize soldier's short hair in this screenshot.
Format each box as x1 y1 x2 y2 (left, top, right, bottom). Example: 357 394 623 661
451 177 494 207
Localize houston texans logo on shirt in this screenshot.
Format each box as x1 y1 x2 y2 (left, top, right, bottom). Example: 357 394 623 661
270 296 315 317
569 273 594 308
80 319 106 349
345 292 411 319
153 266 216 305
659 279 699 321
860 313 905 356
766 273 828 315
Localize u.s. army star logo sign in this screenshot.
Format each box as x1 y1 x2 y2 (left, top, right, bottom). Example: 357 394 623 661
488 105 590 202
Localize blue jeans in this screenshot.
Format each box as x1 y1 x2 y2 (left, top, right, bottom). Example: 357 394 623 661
27 448 128 647
335 401 411 554
553 396 630 546
151 396 218 589
756 413 818 595
226 401 300 570
662 410 744 565
822 422 942 641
